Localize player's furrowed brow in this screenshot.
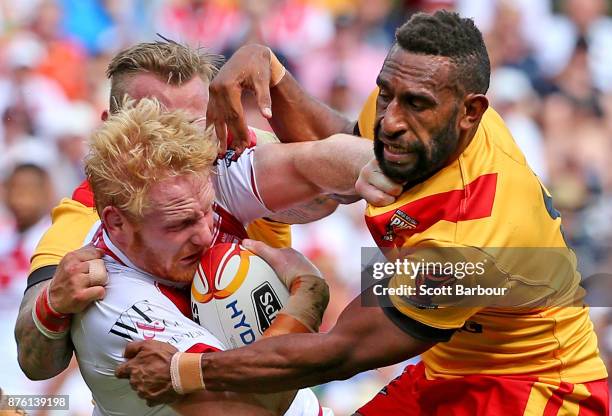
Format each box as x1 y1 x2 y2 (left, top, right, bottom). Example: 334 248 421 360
401 91 437 106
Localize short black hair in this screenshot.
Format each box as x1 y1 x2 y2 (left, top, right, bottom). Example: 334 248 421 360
395 10 490 94
8 163 48 182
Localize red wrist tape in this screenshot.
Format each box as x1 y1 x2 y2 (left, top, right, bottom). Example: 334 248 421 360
32 284 71 339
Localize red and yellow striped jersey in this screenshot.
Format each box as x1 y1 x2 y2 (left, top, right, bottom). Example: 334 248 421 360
358 91 607 383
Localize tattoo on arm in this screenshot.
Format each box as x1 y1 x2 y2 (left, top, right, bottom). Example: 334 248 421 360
267 196 339 224
15 281 73 380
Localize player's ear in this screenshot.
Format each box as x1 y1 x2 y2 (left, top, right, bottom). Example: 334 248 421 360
102 206 132 242
459 94 488 131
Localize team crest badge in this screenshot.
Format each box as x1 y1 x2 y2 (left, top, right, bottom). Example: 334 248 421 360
383 209 418 241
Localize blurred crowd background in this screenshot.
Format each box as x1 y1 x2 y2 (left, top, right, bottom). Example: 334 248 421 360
0 0 611 414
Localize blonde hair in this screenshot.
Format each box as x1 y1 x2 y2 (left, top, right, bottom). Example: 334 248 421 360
107 39 224 112
85 97 217 219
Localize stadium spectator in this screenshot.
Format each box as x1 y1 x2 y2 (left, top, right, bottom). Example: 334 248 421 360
30 0 89 101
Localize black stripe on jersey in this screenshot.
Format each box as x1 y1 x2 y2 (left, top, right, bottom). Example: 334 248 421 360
26 265 57 292
109 329 133 341
377 279 456 343
110 321 139 340
131 305 152 323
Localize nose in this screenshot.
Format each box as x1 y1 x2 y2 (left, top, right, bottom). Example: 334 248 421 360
380 99 407 140
190 219 214 249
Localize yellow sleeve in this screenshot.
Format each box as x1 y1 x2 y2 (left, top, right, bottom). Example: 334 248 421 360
357 88 379 140
246 218 292 248
246 127 292 248
30 198 100 273
250 127 280 145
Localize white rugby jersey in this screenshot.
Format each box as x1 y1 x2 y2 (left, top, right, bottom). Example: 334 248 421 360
212 148 273 244
72 231 322 416
72 151 322 416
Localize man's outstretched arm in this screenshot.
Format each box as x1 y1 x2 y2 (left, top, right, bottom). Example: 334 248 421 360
200 287 434 393
268 70 356 141
208 44 356 154
115 242 446 400
253 134 401 216
117 284 435 398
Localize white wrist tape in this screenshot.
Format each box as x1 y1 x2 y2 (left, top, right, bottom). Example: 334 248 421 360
170 352 205 394
268 48 286 87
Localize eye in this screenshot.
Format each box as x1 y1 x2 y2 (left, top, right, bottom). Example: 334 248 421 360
403 96 431 112
408 98 425 110
166 223 186 232
166 218 197 232
377 92 392 111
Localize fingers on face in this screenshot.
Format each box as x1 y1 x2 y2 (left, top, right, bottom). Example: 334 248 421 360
214 122 228 156
371 175 403 197
363 188 396 207
225 92 249 155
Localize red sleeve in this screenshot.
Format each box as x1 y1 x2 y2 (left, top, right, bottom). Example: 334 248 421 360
186 343 222 353
226 128 257 148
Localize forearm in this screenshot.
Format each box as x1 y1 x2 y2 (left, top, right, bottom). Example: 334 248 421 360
296 134 373 195
255 135 372 211
202 291 432 394
202 332 354 393
270 73 356 142
267 196 339 224
15 281 73 380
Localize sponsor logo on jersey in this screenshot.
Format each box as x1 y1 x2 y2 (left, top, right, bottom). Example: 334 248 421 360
110 300 180 341
383 209 418 241
251 282 283 333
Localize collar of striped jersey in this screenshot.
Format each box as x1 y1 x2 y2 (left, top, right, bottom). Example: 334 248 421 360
91 225 190 288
